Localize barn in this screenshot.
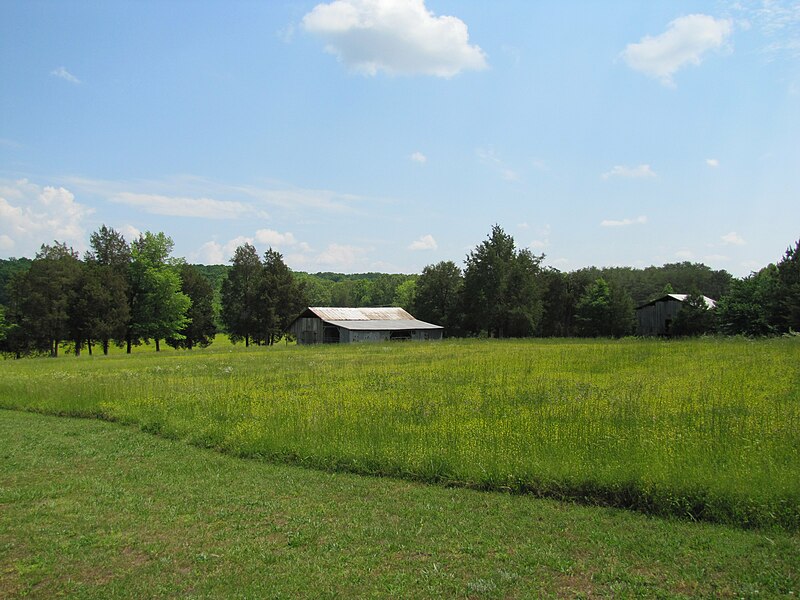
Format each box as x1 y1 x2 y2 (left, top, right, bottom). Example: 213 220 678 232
636 293 716 336
288 307 444 344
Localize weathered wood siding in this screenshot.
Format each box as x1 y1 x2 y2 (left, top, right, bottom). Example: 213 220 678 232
636 298 684 336
289 316 324 344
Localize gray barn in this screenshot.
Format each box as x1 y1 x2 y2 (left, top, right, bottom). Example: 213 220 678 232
288 307 444 344
636 293 716 336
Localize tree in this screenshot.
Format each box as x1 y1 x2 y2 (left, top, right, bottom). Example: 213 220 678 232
393 277 417 311
166 264 217 349
716 266 781 336
462 226 544 337
126 232 190 352
221 243 264 347
574 277 635 337
87 225 131 267
414 261 463 334
18 243 82 356
260 248 304 345
85 226 131 354
575 278 612 337
0 305 6 343
293 272 333 306
776 239 800 332
671 293 716 337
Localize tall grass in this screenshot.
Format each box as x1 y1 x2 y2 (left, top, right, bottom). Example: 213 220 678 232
1 337 798 529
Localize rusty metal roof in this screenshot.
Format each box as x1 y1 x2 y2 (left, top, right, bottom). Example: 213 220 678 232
307 307 416 321
326 319 443 331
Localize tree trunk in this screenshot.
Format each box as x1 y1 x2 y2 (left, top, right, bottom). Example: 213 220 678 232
74 340 81 357
127 336 132 354
102 339 110 356
51 339 58 358
245 334 249 347
155 339 160 352
87 340 93 356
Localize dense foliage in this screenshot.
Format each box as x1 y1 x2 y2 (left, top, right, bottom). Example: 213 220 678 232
2 227 798 355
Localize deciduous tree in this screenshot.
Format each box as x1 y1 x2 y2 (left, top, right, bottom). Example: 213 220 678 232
167 264 216 349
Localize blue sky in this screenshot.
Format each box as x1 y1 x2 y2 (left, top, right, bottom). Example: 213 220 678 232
1 1 798 276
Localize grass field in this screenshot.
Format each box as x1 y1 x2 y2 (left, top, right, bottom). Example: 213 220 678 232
1 337 798 530
1 410 798 599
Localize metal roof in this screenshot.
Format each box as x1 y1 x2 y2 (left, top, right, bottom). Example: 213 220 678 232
326 319 443 331
636 294 716 310
306 307 416 321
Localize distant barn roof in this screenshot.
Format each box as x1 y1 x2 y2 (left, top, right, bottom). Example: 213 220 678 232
296 307 443 331
636 294 716 310
304 307 416 321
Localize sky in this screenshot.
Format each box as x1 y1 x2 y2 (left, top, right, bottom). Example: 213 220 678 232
1 0 799 277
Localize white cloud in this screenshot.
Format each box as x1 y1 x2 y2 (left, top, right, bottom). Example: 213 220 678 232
192 236 256 264
721 231 745 245
675 249 694 259
120 225 141 243
528 224 551 250
65 175 365 216
0 179 92 256
476 147 519 181
110 192 259 219
255 229 298 247
601 164 657 180
600 215 648 227
410 151 427 164
315 243 370 268
706 158 720 167
531 158 550 172
51 66 80 84
408 234 437 250
621 14 733 86
302 0 488 77
194 241 227 265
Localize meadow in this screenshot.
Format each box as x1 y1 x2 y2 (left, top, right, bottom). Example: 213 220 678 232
1 337 798 530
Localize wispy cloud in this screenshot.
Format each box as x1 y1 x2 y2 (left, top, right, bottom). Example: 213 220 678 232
706 158 720 167
721 231 745 245
302 0 488 77
110 192 261 220
732 0 800 58
476 147 519 181
63 175 366 216
621 14 733 86
408 234 437 250
50 66 81 84
410 151 427 164
601 164 656 180
601 215 648 227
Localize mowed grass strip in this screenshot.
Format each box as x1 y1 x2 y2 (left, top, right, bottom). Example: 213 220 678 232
1 410 798 599
1 337 798 529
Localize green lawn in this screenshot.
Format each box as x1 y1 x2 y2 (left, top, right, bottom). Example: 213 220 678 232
1 410 798 599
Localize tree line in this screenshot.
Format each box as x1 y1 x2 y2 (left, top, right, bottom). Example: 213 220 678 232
1 224 798 357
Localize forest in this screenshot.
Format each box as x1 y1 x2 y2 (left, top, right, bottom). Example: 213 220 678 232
0 224 798 357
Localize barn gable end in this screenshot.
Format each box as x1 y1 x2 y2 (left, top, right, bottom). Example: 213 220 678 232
635 294 716 336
